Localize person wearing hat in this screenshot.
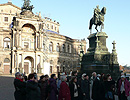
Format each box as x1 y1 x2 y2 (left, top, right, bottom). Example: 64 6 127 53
118 75 130 100
14 72 26 100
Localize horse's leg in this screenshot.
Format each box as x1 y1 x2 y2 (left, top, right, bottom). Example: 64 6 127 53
100 23 104 32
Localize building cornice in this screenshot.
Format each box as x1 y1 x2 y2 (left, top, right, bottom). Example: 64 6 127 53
0 2 21 10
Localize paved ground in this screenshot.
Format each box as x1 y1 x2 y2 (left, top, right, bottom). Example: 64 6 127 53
0 76 14 100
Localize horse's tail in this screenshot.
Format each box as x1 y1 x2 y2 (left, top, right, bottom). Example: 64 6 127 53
89 18 93 30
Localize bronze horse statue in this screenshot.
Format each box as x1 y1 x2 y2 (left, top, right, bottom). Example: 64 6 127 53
89 7 106 33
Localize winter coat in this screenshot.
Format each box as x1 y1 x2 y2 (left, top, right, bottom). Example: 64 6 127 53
118 78 130 97
58 81 71 100
49 78 58 100
39 80 48 100
92 78 102 100
81 79 90 100
103 80 115 100
26 80 41 100
14 78 26 100
69 82 79 100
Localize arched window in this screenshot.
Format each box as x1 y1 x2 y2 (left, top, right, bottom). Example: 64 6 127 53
62 44 65 52
49 42 53 52
4 58 10 63
4 37 10 49
56 43 60 52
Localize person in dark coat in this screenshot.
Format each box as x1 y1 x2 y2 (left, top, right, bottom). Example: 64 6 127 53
38 75 47 100
49 74 58 100
58 75 71 100
69 76 79 100
14 72 26 100
92 74 102 100
103 74 115 100
81 75 90 100
26 73 41 100
45 74 49 99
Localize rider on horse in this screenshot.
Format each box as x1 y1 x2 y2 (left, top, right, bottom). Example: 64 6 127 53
94 5 101 24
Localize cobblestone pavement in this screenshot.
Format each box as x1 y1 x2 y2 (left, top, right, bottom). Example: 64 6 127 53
0 76 14 100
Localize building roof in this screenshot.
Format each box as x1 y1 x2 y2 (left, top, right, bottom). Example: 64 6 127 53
0 2 21 10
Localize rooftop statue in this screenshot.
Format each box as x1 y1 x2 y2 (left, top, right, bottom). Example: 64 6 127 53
89 5 106 34
22 0 34 12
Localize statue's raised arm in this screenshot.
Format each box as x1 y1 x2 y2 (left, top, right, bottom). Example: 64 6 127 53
89 5 106 34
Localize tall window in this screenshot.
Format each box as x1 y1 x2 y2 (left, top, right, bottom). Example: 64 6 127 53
43 41 45 50
4 37 10 49
4 17 8 22
68 45 70 53
56 43 60 52
49 42 53 52
62 44 65 52
51 25 53 29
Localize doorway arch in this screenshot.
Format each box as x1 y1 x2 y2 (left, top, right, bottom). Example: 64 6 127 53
24 56 34 74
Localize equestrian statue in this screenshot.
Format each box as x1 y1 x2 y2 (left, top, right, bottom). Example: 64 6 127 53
89 5 106 34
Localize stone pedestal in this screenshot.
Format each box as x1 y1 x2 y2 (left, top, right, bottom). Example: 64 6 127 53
81 32 120 80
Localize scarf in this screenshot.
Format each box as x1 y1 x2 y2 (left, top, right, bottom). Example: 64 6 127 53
16 77 23 82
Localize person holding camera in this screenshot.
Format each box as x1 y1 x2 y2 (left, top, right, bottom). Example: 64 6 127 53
26 73 41 100
69 76 79 100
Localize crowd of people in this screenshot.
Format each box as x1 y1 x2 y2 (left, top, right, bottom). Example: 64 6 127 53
13 71 130 100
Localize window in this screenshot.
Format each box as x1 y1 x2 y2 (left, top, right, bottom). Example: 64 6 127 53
4 37 10 49
55 27 57 31
68 45 70 53
50 66 52 73
43 41 45 50
56 43 60 52
47 24 49 29
62 44 65 52
24 42 29 48
4 17 8 22
51 25 53 29
49 42 53 52
4 58 10 63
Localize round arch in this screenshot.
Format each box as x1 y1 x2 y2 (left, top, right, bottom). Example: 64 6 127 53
21 23 37 31
24 56 34 74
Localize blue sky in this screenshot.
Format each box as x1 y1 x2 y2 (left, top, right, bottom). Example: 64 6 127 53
1 0 130 66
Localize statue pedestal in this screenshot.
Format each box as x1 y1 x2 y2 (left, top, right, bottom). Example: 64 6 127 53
81 32 120 80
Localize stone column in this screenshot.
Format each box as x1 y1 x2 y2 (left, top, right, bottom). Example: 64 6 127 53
35 33 38 50
11 51 15 73
41 33 43 50
35 54 37 73
53 42 56 52
21 54 24 73
18 30 22 49
39 32 42 49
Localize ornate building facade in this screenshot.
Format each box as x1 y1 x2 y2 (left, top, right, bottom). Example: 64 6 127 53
0 2 86 75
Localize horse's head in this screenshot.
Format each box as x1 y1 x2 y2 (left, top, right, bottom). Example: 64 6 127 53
101 7 106 15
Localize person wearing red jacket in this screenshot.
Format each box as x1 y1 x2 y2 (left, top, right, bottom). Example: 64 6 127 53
58 75 71 100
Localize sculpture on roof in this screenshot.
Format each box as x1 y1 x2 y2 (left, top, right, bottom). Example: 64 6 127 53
22 0 34 12
89 5 106 33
